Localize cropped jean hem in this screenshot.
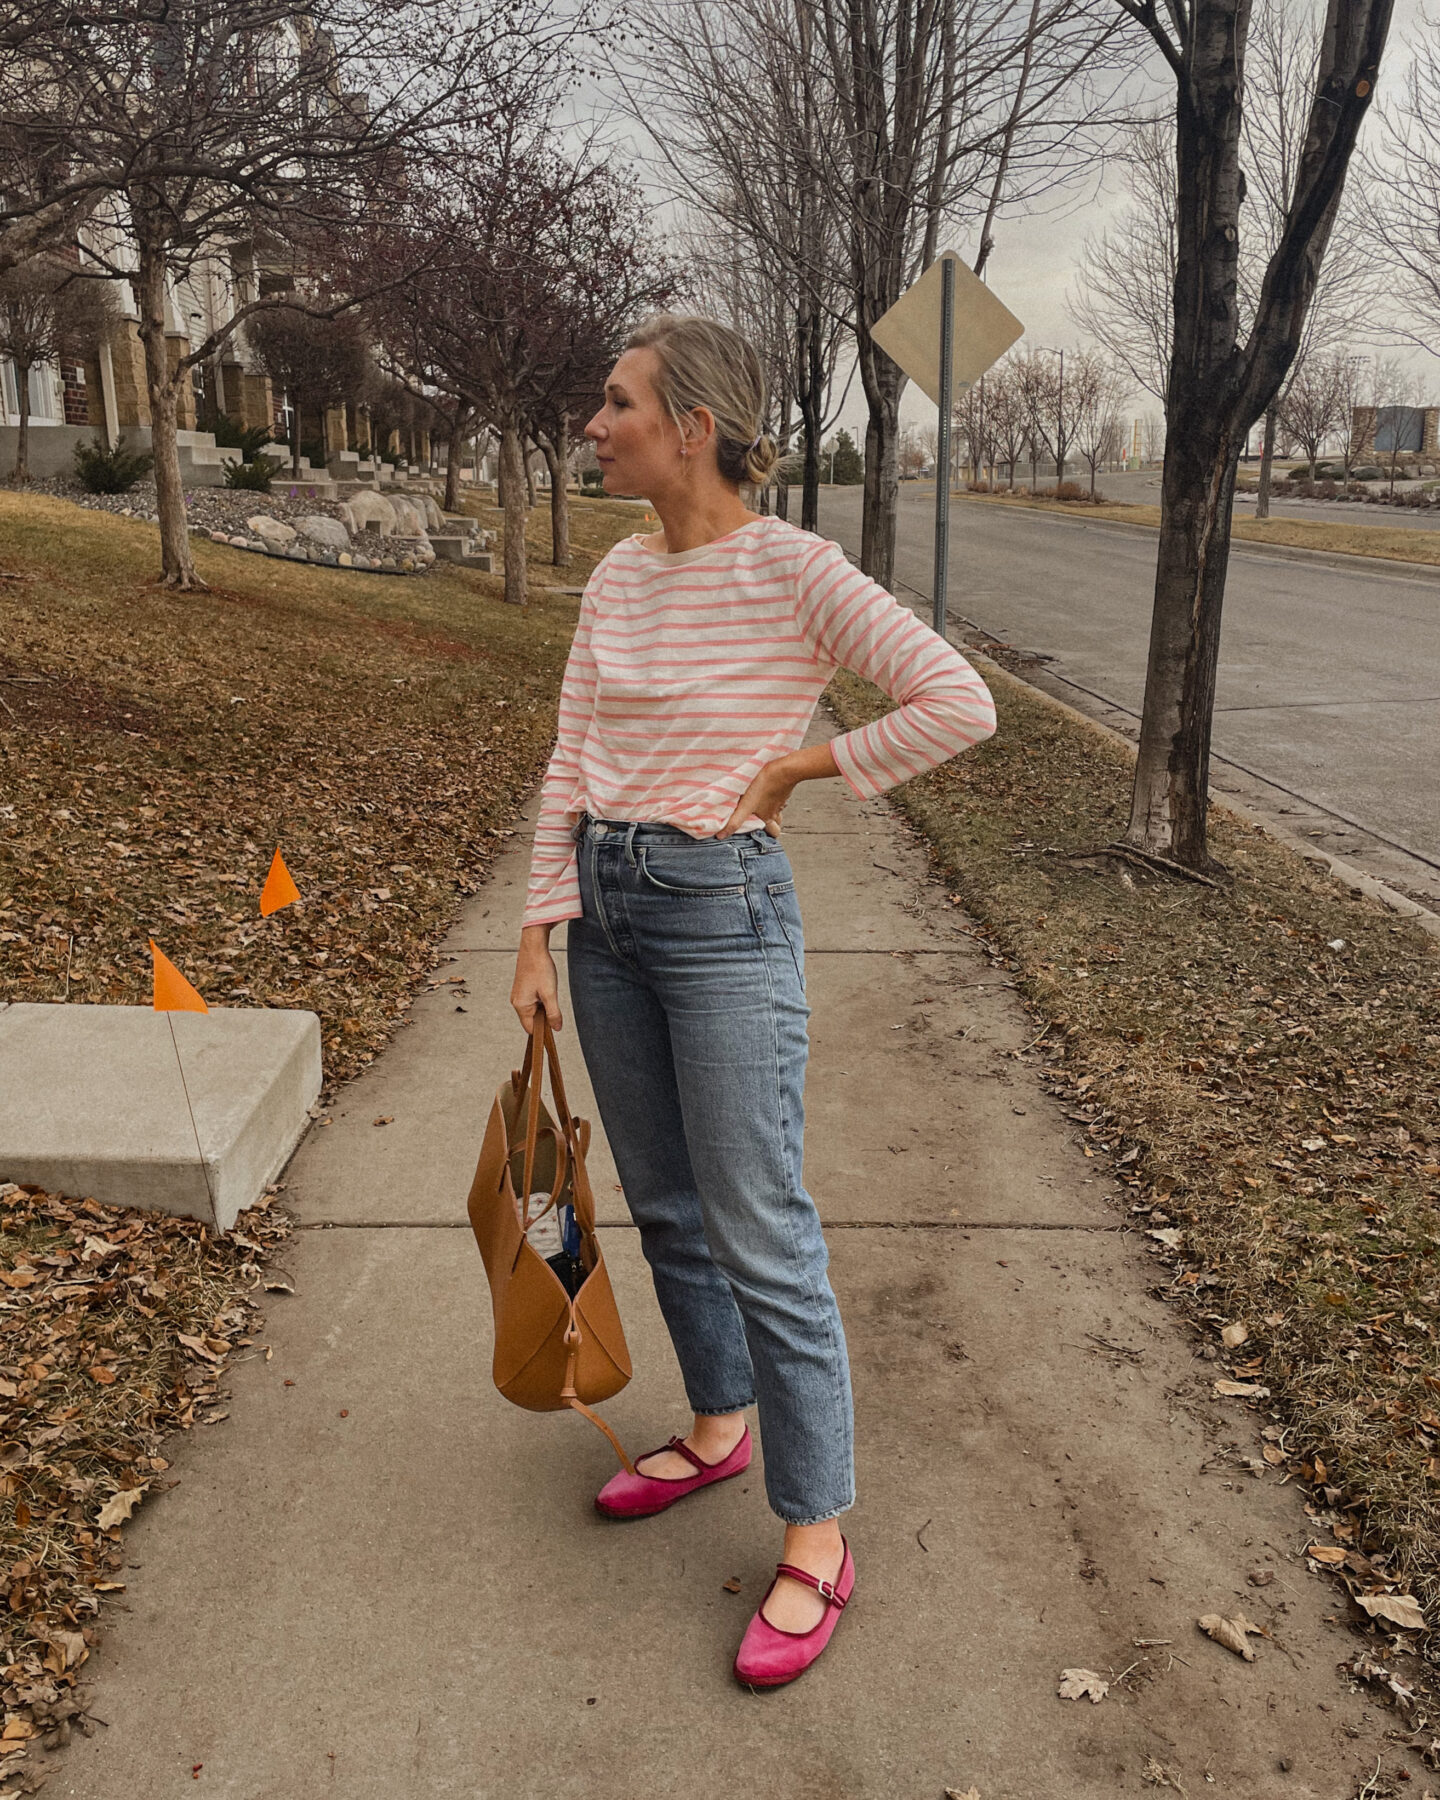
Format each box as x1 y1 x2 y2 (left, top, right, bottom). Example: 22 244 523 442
776 1496 856 1528
693 1400 755 1417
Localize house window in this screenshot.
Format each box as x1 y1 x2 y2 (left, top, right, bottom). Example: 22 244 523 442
0 359 61 423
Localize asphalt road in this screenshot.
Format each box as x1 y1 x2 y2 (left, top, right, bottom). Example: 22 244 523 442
817 486 1440 881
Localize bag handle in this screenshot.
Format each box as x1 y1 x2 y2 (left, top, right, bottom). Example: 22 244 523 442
516 1014 587 1229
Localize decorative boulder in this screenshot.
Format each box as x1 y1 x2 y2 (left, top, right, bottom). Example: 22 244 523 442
247 514 297 548
295 515 351 551
421 495 446 533
344 491 399 536
389 497 429 538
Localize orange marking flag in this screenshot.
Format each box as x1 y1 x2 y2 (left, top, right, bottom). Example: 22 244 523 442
150 940 208 1013
260 848 301 916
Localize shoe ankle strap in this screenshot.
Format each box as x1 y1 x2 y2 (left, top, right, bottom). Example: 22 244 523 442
774 1560 847 1609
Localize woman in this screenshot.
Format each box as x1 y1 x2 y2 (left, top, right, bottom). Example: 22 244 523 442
511 313 996 1687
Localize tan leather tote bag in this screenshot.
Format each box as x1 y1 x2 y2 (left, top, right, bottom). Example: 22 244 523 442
466 1013 634 1471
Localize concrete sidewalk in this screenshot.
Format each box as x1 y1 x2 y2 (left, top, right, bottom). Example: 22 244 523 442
58 719 1402 1799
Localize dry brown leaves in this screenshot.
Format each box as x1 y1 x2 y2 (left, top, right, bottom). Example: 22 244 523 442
828 659 1440 1662
0 491 636 1094
0 1178 290 1773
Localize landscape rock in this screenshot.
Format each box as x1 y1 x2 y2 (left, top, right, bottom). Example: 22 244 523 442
295 515 351 552
342 491 399 536
247 514 297 547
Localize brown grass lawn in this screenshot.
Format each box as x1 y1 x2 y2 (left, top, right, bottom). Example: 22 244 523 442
0 486 641 1764
957 489 1440 569
0 488 641 1086
830 659 1440 1672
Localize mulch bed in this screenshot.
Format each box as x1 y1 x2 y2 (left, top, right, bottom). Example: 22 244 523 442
828 659 1440 1723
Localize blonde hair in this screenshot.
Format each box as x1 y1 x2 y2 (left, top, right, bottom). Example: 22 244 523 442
625 312 779 486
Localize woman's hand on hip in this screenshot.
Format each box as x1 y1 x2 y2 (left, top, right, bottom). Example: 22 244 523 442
718 759 798 838
512 927 563 1031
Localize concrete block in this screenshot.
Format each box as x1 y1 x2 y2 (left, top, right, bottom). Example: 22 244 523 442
0 1005 320 1231
428 535 493 570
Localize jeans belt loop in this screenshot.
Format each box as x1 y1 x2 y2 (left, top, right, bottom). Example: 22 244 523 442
623 820 639 866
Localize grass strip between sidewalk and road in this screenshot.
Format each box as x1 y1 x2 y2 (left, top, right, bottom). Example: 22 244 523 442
827 660 1440 1685
955 489 1440 569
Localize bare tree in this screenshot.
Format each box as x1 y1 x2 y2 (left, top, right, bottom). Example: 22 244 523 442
1070 119 1176 403
1278 347 1347 477
1112 0 1391 871
246 306 369 477
1072 351 1129 495
1368 8 1440 352
622 0 1129 587
0 0 578 587
0 256 112 480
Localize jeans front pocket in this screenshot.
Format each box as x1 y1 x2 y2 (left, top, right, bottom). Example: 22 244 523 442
766 879 806 991
636 844 747 898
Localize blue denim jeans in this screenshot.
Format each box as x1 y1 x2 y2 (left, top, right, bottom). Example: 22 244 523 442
565 812 855 1526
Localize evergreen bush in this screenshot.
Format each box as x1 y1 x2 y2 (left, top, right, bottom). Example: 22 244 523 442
72 435 154 494
209 413 274 460
223 456 279 492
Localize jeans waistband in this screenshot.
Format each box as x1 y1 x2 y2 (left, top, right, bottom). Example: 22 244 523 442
572 810 772 849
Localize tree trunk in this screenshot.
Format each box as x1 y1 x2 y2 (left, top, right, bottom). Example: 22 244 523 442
798 302 824 534
1254 405 1277 518
290 396 302 477
523 440 537 508
443 417 464 513
11 362 29 482
1126 423 1241 868
856 331 904 586
541 421 569 567
499 421 528 607
134 237 201 589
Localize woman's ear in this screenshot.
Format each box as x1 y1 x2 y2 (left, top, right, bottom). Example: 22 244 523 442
679 405 717 459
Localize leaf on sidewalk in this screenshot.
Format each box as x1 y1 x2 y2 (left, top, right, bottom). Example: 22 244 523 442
1213 1379 1270 1398
1147 1227 1182 1248
1197 1613 1264 1659
1220 1322 1248 1348
96 1486 147 1529
1058 1668 1109 1702
945 1789 983 1799
1306 1544 1348 1565
1356 1592 1426 1631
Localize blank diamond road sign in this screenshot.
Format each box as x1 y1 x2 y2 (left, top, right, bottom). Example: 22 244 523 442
871 251 1024 405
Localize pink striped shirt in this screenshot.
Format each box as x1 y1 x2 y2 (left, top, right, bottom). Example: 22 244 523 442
521 515 996 928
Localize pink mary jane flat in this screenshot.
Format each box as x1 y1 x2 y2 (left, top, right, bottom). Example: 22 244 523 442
733 1538 855 1688
594 1428 751 1520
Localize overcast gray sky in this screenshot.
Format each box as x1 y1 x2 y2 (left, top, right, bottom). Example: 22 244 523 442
588 0 1437 444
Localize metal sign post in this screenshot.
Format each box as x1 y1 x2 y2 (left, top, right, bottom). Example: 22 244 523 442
931 255 955 639
871 250 1023 637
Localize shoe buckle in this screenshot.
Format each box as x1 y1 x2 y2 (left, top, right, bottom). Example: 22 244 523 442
816 1578 837 1602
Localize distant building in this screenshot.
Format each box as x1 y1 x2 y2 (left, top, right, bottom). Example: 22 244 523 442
1350 405 1439 459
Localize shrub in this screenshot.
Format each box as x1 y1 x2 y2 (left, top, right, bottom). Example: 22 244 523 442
1315 478 1338 500
209 413 273 460
223 456 279 492
1052 480 1088 501
72 435 154 494
300 436 328 467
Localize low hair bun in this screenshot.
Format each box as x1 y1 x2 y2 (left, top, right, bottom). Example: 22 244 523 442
743 434 779 486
